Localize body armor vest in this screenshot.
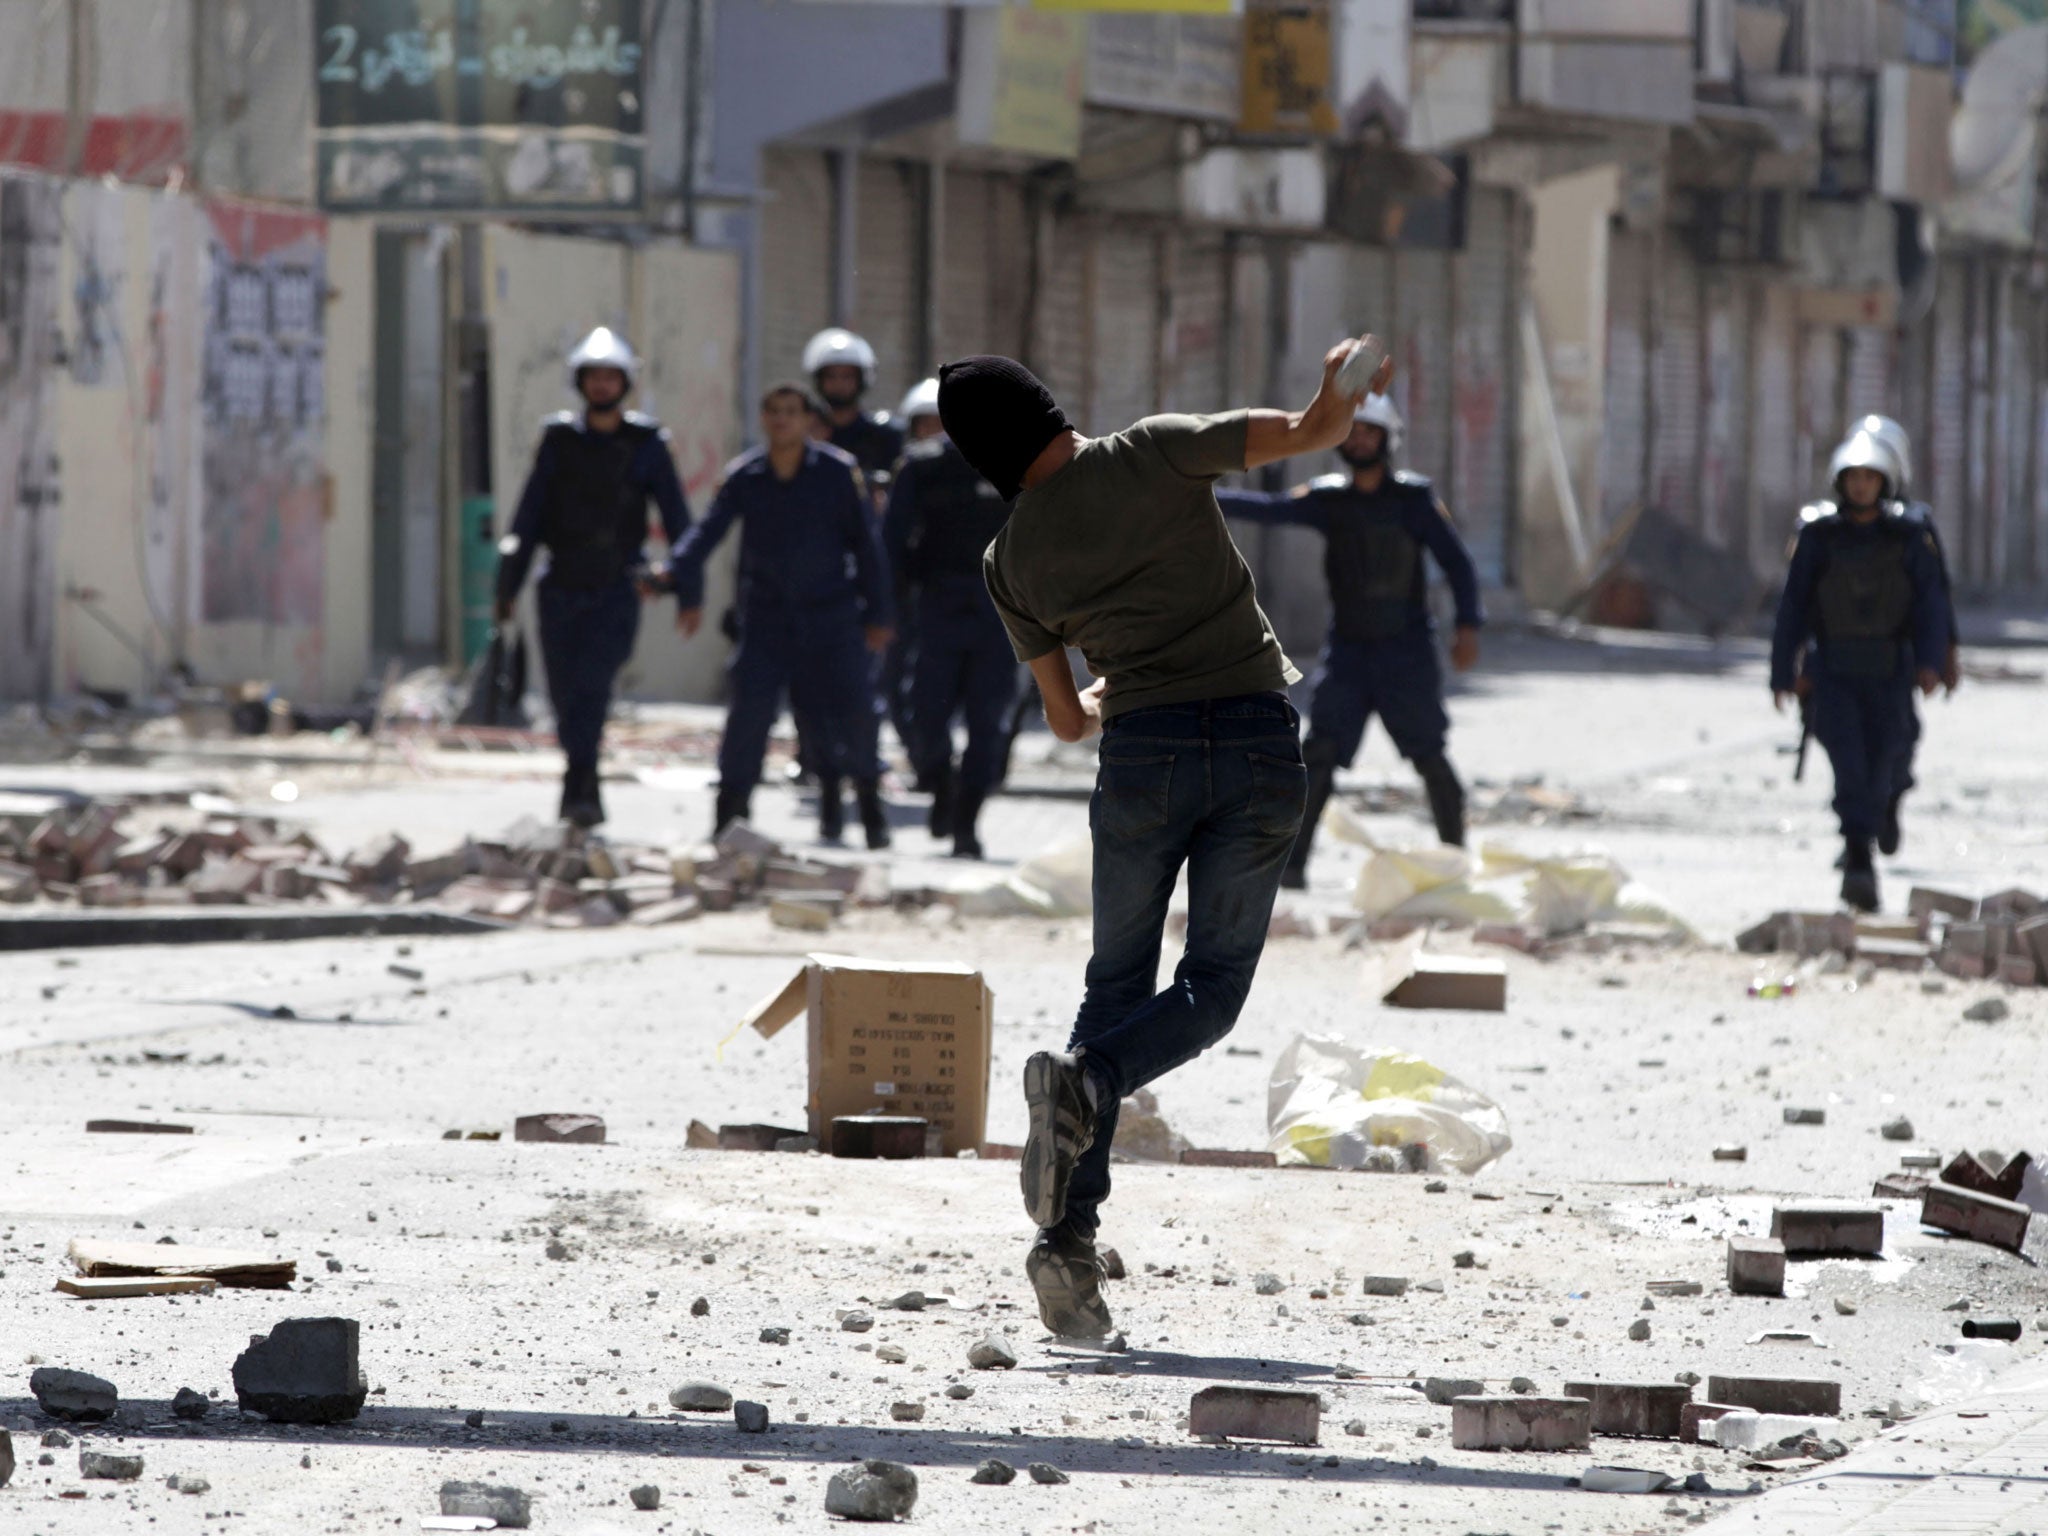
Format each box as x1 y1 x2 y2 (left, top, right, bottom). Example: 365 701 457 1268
1813 515 1913 678
1326 475 1430 642
538 417 657 589
902 440 1008 600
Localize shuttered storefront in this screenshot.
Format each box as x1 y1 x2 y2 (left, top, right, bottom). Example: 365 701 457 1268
1749 281 1799 567
1453 185 1516 586
1699 272 1747 552
853 156 922 408
1092 221 1162 434
1164 229 1229 416
1600 228 1652 530
939 169 1031 365
759 147 834 389
1649 237 1701 527
1391 246 1453 492
1928 258 1968 578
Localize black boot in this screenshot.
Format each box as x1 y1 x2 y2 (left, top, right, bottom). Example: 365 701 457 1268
561 763 604 828
817 775 846 843
1416 755 1467 848
1840 837 1879 913
1284 755 1337 890
1879 791 1904 857
927 760 955 839
951 785 987 861
712 786 750 839
856 779 891 851
558 764 581 824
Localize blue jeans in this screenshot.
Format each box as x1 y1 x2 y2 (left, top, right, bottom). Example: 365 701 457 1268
1064 692 1306 1237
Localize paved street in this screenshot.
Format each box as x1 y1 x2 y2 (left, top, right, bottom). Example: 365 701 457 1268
2 623 2046 1534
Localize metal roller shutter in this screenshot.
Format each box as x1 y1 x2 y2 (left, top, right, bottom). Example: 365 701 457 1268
854 156 921 405
1929 257 1967 569
1164 230 1228 416
1700 272 1747 551
1799 324 1839 498
1750 281 1799 570
939 169 994 366
1843 326 1893 420
1037 210 1091 421
1996 265 2028 585
1453 185 1514 586
1965 258 1992 584
1093 221 1161 434
1600 228 1650 529
1650 237 1702 526
1391 245 1452 488
759 147 833 387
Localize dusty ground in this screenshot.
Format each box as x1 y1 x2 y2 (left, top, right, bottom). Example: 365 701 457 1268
3 623 2047 1534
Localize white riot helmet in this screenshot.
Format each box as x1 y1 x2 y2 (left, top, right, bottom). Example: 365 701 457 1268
1827 429 1904 505
1855 414 1915 497
1354 393 1405 458
566 326 639 394
802 328 878 389
897 376 941 422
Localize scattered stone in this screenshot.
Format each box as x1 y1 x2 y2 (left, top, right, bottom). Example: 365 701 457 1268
946 1384 974 1400
1772 1205 1885 1257
1628 1319 1652 1341
80 1450 144 1481
1254 1273 1285 1295
544 1239 571 1261
760 1327 791 1345
1425 1377 1485 1405
1358 1275 1409 1297
970 1458 1016 1485
1646 1279 1703 1298
825 1458 918 1521
876 1344 908 1364
441 1480 532 1529
1100 1247 1126 1280
734 1400 769 1433
513 1112 605 1144
890 1400 925 1422
1563 1381 1692 1438
232 1318 368 1424
968 1333 1018 1370
1834 1297 1858 1315
1783 1108 1825 1126
1028 1462 1069 1485
1727 1237 1787 1297
629 1484 661 1510
842 1310 875 1333
668 1381 733 1412
41 1430 72 1447
1923 1183 2031 1252
1190 1385 1320 1444
172 1386 209 1419
1965 998 2010 1023
1451 1395 1592 1451
882 1290 931 1312
1881 1117 1915 1142
465 1410 484 1428
690 1296 709 1317
29 1367 118 1422
1707 1376 1842 1417
1424 1179 1449 1193
1453 1250 1479 1270
1713 1145 1748 1161
167 1473 209 1494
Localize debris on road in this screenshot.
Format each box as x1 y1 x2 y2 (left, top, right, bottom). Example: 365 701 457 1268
68 1237 295 1289
629 1484 661 1510
513 1113 606 1145
231 1317 369 1423
1580 1465 1674 1493
1451 1395 1592 1451
1564 1381 1691 1438
1189 1386 1321 1444
968 1333 1017 1370
970 1458 1016 1485
668 1381 732 1411
1922 1183 2031 1252
79 1449 144 1481
54 1275 217 1299
825 1458 918 1521
440 1480 533 1529
1771 1205 1885 1257
1739 885 2047 986
1267 1034 1512 1175
84 1118 194 1135
1379 937 1509 1012
1727 1237 1787 1297
829 1114 929 1160
28 1367 117 1421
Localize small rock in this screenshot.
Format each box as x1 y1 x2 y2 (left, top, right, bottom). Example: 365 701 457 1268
465 1410 485 1428
1344 1419 1367 1435
167 1473 209 1494
760 1326 791 1345
441 1480 532 1529
29 1367 118 1422
1881 1117 1914 1141
325 1257 343 1273
1415 1279 1445 1293
41 1430 72 1448
630 1484 661 1510
841 1310 875 1333
1965 998 2010 1023
1683 1472 1712 1493
231 1317 367 1424
876 1343 908 1364
1675 1371 1701 1387
890 1400 925 1422
968 1333 1018 1370
1452 1250 1477 1269
1358 1276 1409 1297
1424 1377 1482 1405
825 1458 918 1520
734 1401 769 1433
1628 1318 1652 1341
883 1290 929 1311
1254 1273 1285 1295
172 1386 209 1420
946 1383 974 1400
80 1450 144 1481
1510 1376 1536 1394
1945 1297 1972 1312
1418 1455 1439 1471
1100 1247 1126 1280
1424 1179 1449 1193
544 1239 571 1261
668 1381 733 1412
1834 1298 1858 1316
970 1458 1016 1486
1028 1461 1069 1485
691 1296 710 1317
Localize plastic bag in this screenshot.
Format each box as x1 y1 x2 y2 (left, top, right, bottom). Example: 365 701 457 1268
953 836 1092 918
457 624 530 728
1266 1032 1513 1176
1351 833 1692 941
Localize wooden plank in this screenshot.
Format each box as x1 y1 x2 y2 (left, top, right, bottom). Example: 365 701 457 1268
56 1275 219 1299
68 1237 296 1288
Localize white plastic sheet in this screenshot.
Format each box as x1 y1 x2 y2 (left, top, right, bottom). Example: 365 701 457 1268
1348 831 1692 940
1266 1032 1513 1176
952 837 1093 919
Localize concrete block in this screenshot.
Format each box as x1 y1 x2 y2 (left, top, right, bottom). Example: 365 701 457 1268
514 1113 605 1145
1944 921 1989 958
718 1123 806 1152
829 1115 928 1160
1999 954 2040 987
1189 1386 1319 1445
1860 937 1932 970
1450 1395 1591 1452
1727 1237 1786 1296
1873 1173 1931 1199
1982 888 2045 920
1782 1107 1825 1125
1909 886 1978 922
1706 1375 1842 1417
1679 1401 1738 1443
1941 1151 2010 1197
1561 1380 1692 1438
1938 950 1992 980
232 1317 368 1423
1922 1184 2031 1252
2017 915 2048 971
1179 1148 1279 1168
1735 914 1783 954
1770 1205 1884 1257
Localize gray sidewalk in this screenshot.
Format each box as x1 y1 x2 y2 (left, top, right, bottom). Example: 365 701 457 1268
1708 1352 2048 1535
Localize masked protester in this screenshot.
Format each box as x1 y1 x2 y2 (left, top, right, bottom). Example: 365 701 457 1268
1770 429 1951 913
495 327 691 827
1217 393 1482 885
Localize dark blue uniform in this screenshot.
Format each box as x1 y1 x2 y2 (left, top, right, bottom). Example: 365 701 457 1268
498 411 692 815
829 411 906 497
670 441 893 827
883 435 1016 848
1771 510 1950 846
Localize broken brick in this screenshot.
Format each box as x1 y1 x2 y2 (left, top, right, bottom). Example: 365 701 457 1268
1705 1376 1841 1418
1560 1381 1691 1438
1179 1149 1278 1169
1999 954 2039 987
1450 1395 1591 1452
513 1114 605 1145
1727 1237 1786 1297
718 1124 806 1152
1909 886 1977 922
1678 1402 1739 1444
1770 1206 1884 1257
1189 1386 1319 1445
1922 1184 2031 1252
829 1116 928 1160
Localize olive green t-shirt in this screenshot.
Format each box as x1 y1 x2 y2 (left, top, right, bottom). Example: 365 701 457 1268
982 410 1299 721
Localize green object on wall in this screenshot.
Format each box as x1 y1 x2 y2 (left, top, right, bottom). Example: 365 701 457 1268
459 496 498 666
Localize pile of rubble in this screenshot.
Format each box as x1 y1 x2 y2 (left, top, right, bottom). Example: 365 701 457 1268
1737 885 2047 986
0 798 877 932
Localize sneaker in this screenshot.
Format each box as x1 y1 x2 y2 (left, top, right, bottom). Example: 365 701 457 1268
1025 1226 1114 1340
1021 1051 1098 1229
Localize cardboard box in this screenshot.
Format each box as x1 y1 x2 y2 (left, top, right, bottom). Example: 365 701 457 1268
743 954 992 1156
1379 936 1507 1012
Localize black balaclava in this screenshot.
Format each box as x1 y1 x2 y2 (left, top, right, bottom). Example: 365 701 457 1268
937 356 1070 501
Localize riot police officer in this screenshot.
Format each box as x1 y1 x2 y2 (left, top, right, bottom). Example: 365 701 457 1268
495 327 691 827
883 377 1017 859
804 328 905 495
1771 428 1950 913
1217 395 1483 887
670 382 896 847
